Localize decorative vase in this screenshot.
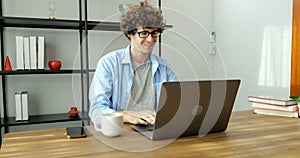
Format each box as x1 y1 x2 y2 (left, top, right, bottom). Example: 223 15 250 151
69 107 79 118
4 56 12 71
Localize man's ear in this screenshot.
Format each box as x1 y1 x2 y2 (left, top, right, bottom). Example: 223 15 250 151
126 33 132 40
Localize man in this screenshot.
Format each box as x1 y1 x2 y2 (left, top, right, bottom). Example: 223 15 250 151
89 2 177 125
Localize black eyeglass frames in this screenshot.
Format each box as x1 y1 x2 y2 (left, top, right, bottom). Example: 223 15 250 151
132 29 162 38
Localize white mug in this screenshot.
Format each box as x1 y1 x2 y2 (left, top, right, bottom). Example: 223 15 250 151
94 113 123 137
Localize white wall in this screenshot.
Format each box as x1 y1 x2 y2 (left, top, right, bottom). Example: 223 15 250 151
162 0 293 111
215 0 293 110
0 0 294 119
162 0 215 81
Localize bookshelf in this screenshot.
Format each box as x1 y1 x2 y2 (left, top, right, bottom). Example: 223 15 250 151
0 0 167 146
0 0 122 140
0 113 81 126
0 0 86 140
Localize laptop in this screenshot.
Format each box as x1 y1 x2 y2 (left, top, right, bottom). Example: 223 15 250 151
131 79 241 140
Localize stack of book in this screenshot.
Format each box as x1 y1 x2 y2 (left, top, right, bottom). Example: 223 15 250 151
248 95 299 118
16 35 45 70
15 91 29 121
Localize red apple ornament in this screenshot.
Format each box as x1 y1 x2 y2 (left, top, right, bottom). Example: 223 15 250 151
48 60 61 70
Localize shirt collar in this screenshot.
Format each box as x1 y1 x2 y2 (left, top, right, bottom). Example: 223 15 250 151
121 45 131 64
121 45 160 65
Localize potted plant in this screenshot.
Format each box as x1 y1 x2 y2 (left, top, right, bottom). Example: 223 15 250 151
290 96 300 115
290 96 300 104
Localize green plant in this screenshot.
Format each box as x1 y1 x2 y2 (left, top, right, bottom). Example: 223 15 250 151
290 96 300 104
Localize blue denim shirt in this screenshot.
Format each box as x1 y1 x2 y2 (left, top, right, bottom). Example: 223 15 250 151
89 45 178 123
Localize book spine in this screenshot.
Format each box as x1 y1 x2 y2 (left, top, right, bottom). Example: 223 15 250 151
23 37 30 70
16 36 24 70
248 97 296 106
29 36 37 69
37 36 45 69
252 103 298 112
253 109 299 118
15 93 22 121
21 92 29 121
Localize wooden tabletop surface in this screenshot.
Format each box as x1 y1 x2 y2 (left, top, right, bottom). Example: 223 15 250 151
1 110 300 158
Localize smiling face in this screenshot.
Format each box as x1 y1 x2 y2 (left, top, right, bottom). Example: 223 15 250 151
129 27 159 58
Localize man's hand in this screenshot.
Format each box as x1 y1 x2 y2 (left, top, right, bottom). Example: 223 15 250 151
117 110 156 125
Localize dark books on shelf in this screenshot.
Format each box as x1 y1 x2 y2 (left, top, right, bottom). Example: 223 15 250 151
249 95 299 118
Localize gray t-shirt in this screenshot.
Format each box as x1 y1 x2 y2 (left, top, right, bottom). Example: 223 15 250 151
126 58 155 111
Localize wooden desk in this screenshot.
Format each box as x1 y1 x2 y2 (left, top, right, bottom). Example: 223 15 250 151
1 110 300 158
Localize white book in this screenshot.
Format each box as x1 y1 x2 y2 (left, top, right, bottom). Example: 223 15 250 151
254 108 299 118
16 36 24 70
248 95 297 106
15 93 22 121
37 36 45 69
252 103 298 112
21 92 29 121
29 36 37 69
23 37 30 70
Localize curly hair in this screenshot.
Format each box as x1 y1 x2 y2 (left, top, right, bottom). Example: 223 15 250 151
120 2 166 36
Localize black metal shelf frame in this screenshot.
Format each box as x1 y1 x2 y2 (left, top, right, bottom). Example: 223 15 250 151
0 0 88 135
0 69 85 75
0 0 166 146
0 113 81 127
0 16 121 31
0 16 83 30
0 16 172 31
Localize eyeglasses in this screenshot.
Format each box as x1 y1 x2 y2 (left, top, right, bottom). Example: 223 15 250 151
132 29 162 38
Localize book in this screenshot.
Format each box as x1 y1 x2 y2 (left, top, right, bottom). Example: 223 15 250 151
252 102 298 112
16 36 24 70
248 95 297 106
254 108 299 118
23 37 30 70
37 36 45 69
21 92 29 121
29 36 37 69
15 93 22 121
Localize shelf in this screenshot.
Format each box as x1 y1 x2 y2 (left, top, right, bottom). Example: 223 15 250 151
0 16 82 30
87 21 173 31
0 16 121 31
0 69 85 75
88 69 96 73
0 113 81 127
0 16 173 31
87 21 121 31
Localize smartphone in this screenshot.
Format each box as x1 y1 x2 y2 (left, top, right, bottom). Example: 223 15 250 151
66 126 87 139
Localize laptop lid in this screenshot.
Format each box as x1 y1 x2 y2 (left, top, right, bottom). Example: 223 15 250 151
132 79 241 140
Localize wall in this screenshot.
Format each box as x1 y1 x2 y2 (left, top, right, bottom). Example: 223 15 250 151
215 0 293 110
161 0 215 81
0 0 294 119
163 0 293 111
